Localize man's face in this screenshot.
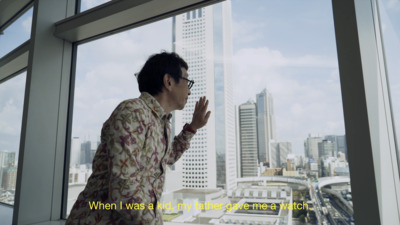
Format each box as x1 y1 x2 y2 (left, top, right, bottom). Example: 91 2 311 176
172 67 191 110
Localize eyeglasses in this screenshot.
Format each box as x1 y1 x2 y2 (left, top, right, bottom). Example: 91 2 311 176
180 77 194 90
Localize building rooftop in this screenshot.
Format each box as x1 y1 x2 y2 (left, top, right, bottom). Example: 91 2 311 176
173 188 222 194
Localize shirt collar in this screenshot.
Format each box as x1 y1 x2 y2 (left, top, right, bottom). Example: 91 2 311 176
139 92 172 121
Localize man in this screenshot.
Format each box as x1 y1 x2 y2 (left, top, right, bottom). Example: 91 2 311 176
66 52 210 225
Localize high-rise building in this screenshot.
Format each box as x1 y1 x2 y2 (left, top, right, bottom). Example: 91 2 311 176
2 165 17 190
325 135 347 158
325 134 348 160
318 139 336 159
256 89 276 164
336 135 347 155
0 151 16 189
172 0 236 190
286 154 296 171
235 105 241 178
304 135 324 160
270 141 292 168
238 101 258 177
70 137 81 167
0 151 16 168
80 140 91 165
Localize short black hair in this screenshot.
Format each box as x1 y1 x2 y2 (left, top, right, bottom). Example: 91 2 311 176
136 52 188 95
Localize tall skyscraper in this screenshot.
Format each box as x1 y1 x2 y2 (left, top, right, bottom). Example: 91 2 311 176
325 134 348 160
238 101 258 177
80 140 91 165
172 0 236 190
256 89 276 164
2 165 17 190
318 139 336 159
0 151 16 168
304 135 324 160
0 151 16 189
270 141 292 168
70 137 81 167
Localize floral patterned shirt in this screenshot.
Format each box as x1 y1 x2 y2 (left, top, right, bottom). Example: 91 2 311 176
66 92 194 225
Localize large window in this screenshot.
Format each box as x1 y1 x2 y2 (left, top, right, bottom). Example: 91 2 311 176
0 5 32 225
0 73 26 207
66 1 354 224
66 18 172 214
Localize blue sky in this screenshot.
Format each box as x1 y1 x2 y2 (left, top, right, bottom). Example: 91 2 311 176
0 0 399 158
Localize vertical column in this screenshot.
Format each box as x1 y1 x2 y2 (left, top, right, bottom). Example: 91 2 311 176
332 0 400 224
13 0 75 224
353 0 400 223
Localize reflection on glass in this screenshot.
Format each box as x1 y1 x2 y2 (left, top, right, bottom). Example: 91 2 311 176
378 0 400 156
0 73 26 206
67 1 354 224
0 8 33 58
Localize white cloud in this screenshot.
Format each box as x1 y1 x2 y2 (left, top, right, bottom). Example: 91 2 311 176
71 19 172 140
233 47 345 153
0 99 22 135
0 74 26 152
233 47 338 105
232 20 266 44
233 47 337 70
388 0 400 11
21 16 32 34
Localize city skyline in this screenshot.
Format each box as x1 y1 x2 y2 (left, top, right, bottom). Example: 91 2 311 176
1 0 352 158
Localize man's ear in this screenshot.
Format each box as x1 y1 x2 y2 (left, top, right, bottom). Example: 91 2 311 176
163 73 173 91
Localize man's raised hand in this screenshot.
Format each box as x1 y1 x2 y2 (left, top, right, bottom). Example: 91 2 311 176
189 96 211 132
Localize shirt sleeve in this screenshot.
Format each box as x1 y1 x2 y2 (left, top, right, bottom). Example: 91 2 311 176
166 128 195 166
107 104 152 222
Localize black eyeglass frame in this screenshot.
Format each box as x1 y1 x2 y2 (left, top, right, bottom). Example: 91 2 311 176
180 77 194 90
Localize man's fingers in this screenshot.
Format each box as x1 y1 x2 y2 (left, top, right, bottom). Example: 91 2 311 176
199 97 204 107
191 97 211 130
202 100 209 112
194 97 210 124
205 111 211 121
196 97 208 112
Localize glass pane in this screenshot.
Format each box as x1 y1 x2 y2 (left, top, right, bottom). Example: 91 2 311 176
66 1 354 224
80 0 112 12
0 8 33 58
0 72 26 207
66 18 172 215
378 0 400 160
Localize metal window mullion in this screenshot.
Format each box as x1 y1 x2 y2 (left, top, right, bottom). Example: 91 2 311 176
54 0 223 44
13 0 75 223
0 0 33 33
332 0 381 224
0 40 30 83
371 0 400 220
